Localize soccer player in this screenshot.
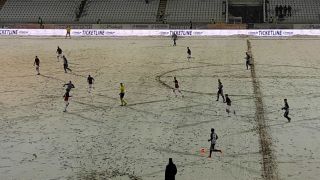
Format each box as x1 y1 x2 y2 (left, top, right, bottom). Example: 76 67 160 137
245 52 251 70
225 94 235 116
216 79 225 102
65 26 71 39
33 56 40 75
187 47 191 60
62 55 72 73
173 77 183 97
282 99 291 122
56 46 63 61
172 32 177 46
63 81 75 93
63 91 72 112
208 128 222 158
119 83 127 106
87 75 95 93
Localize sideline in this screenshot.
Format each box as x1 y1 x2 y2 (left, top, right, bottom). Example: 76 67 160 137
247 39 279 179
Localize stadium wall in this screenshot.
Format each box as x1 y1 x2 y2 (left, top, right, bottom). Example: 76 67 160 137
0 23 245 29
1 29 320 37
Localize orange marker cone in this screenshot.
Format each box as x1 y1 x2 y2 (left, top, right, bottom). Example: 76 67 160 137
200 148 206 156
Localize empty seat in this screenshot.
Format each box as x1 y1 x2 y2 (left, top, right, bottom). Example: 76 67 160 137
165 0 225 23
0 0 82 23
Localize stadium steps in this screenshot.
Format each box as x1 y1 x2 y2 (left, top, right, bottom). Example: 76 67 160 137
75 0 88 21
156 0 168 22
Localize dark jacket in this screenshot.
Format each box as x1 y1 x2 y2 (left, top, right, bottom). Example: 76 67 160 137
165 162 177 180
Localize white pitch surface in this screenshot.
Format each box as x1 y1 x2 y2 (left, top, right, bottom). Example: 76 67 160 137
0 37 319 180
252 39 320 180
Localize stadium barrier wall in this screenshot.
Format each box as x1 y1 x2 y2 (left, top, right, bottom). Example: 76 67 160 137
1 23 320 30
1 29 320 37
0 23 170 29
293 24 320 29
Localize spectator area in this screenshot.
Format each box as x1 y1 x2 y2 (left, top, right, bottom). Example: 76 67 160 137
0 0 7 10
268 0 320 23
79 0 160 23
165 0 225 23
0 0 82 23
0 0 226 24
5 0 317 24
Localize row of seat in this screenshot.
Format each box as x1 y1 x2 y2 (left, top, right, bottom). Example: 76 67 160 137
0 0 81 23
165 0 224 23
79 0 160 23
0 0 226 23
1 0 320 23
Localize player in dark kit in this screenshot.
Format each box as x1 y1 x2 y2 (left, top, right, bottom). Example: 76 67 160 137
87 75 95 93
245 52 251 70
225 94 235 116
173 77 183 97
208 128 222 158
33 56 40 75
56 46 63 61
216 79 225 102
62 55 72 73
172 32 177 46
63 81 75 93
282 99 291 122
187 47 191 60
63 91 72 112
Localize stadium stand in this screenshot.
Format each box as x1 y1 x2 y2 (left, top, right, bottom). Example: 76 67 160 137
165 0 225 23
0 0 7 10
0 0 225 24
79 0 160 23
1 0 318 25
268 0 320 23
156 0 168 22
0 0 82 23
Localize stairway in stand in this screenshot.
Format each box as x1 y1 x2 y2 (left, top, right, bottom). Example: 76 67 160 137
156 0 168 22
75 0 88 21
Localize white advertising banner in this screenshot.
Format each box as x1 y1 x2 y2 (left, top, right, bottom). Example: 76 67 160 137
1 29 320 37
0 29 65 36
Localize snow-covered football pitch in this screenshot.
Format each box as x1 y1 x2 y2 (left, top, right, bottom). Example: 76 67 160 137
0 36 320 180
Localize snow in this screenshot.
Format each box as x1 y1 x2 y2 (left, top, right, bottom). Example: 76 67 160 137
0 36 319 180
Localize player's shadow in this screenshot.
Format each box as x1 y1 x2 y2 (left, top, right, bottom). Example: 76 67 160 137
176 118 222 129
226 116 320 137
39 74 64 82
73 100 112 111
259 63 320 70
153 147 203 158
95 93 118 101
125 106 160 116
126 99 169 107
67 111 105 124
165 103 212 112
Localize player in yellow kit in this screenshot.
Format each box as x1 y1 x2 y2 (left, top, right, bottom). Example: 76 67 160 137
65 26 71 39
119 83 127 106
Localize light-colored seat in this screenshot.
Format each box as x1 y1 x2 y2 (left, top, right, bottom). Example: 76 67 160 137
165 0 224 23
79 0 160 23
0 0 82 23
0 0 228 24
